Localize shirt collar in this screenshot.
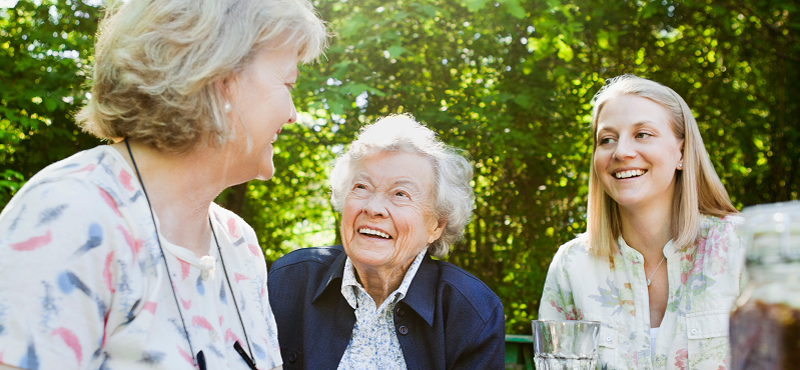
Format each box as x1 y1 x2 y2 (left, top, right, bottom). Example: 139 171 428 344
340 248 428 309
618 236 676 261
312 245 438 327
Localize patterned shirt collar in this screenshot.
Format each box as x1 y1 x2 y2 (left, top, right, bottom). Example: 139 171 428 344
341 247 428 311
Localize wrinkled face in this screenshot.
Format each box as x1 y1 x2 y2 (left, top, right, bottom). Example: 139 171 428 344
594 94 684 212
225 46 299 181
341 151 445 274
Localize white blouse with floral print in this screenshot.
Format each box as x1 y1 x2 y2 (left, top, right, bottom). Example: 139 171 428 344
539 215 745 370
336 248 426 370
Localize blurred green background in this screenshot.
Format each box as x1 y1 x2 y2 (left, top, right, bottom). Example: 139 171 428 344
1 0 797 334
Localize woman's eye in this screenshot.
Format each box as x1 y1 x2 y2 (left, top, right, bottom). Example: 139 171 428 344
395 191 408 197
635 132 651 139
354 184 367 190
599 137 617 145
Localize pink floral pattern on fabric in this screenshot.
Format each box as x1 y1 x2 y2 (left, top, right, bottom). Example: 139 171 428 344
0 146 282 369
539 215 745 370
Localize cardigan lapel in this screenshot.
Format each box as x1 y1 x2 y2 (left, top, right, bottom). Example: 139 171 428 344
398 254 437 326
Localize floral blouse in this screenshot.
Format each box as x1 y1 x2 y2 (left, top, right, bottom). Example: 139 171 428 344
0 146 282 369
539 215 745 370
337 248 426 370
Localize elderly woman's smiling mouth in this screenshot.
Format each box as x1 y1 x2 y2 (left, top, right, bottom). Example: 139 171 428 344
358 227 393 239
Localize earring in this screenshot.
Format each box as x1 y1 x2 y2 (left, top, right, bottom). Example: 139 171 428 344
678 162 683 169
224 101 232 113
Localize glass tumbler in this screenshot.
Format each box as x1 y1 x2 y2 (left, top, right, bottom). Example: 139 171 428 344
532 320 600 370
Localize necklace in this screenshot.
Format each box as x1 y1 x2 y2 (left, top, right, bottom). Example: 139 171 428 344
124 139 257 370
646 255 666 287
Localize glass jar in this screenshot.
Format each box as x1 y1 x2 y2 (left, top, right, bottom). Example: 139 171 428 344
730 201 800 370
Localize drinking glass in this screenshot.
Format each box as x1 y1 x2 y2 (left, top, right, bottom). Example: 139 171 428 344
532 320 600 370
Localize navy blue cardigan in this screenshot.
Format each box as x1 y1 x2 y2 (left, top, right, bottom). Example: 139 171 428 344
267 245 505 370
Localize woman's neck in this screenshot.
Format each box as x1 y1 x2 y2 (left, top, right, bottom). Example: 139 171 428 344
619 199 674 257
111 140 230 258
352 259 415 307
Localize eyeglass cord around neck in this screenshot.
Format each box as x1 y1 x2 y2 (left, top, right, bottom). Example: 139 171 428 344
124 138 256 369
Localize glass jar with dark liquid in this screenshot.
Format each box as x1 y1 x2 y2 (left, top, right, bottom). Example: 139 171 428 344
730 201 800 370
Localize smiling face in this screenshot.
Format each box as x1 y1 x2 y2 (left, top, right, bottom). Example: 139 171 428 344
593 94 684 212
341 151 445 275
225 45 300 181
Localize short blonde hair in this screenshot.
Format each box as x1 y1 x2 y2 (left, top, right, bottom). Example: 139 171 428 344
329 114 475 258
77 0 328 154
587 75 738 258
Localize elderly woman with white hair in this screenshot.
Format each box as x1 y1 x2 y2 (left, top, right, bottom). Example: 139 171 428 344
268 114 506 370
0 0 326 369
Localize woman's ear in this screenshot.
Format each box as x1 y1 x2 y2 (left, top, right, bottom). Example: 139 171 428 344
427 219 447 244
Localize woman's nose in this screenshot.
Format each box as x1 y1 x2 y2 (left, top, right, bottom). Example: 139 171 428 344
362 195 387 218
287 100 298 124
613 138 636 160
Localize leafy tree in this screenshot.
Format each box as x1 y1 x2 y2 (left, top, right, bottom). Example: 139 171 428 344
2 0 797 334
0 0 102 205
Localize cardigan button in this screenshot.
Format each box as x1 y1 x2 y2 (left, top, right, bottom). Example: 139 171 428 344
396 307 405 317
691 329 698 335
398 325 409 335
288 353 297 363
605 336 612 342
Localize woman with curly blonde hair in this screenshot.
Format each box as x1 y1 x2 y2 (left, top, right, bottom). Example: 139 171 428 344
0 0 327 369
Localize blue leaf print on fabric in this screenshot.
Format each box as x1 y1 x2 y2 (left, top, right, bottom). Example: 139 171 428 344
57 271 91 296
232 237 245 247
253 341 267 360
589 278 620 306
37 204 68 226
20 343 39 370
8 204 26 234
196 275 205 296
139 351 165 365
74 223 103 256
588 278 628 316
124 299 141 325
130 190 143 203
219 280 227 304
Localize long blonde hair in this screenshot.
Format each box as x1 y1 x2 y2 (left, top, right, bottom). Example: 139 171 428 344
587 75 738 258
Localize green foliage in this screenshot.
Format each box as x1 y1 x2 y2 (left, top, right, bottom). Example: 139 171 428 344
0 0 102 205
1 0 798 335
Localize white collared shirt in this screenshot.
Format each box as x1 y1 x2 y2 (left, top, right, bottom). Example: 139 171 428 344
337 248 427 370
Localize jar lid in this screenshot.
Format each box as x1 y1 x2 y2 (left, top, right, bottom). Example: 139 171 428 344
741 201 800 263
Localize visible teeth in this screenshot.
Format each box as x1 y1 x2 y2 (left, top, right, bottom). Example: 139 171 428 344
615 170 646 179
358 228 391 239
272 133 278 142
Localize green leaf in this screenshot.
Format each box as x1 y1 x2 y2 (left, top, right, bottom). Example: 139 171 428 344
556 38 574 62
512 94 532 108
44 97 57 112
464 0 491 12
386 44 406 58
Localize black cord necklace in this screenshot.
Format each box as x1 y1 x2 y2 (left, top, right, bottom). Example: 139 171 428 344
124 139 257 370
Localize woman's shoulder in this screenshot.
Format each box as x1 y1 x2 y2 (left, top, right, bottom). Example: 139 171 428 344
9 146 136 209
209 202 256 239
2 147 134 218
699 214 744 240
550 234 597 268
270 245 345 272
435 259 502 305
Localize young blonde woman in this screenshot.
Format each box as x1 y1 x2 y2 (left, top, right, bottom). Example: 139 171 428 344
539 75 743 369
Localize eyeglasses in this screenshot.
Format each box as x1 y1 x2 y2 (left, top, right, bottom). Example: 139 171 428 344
196 341 258 370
